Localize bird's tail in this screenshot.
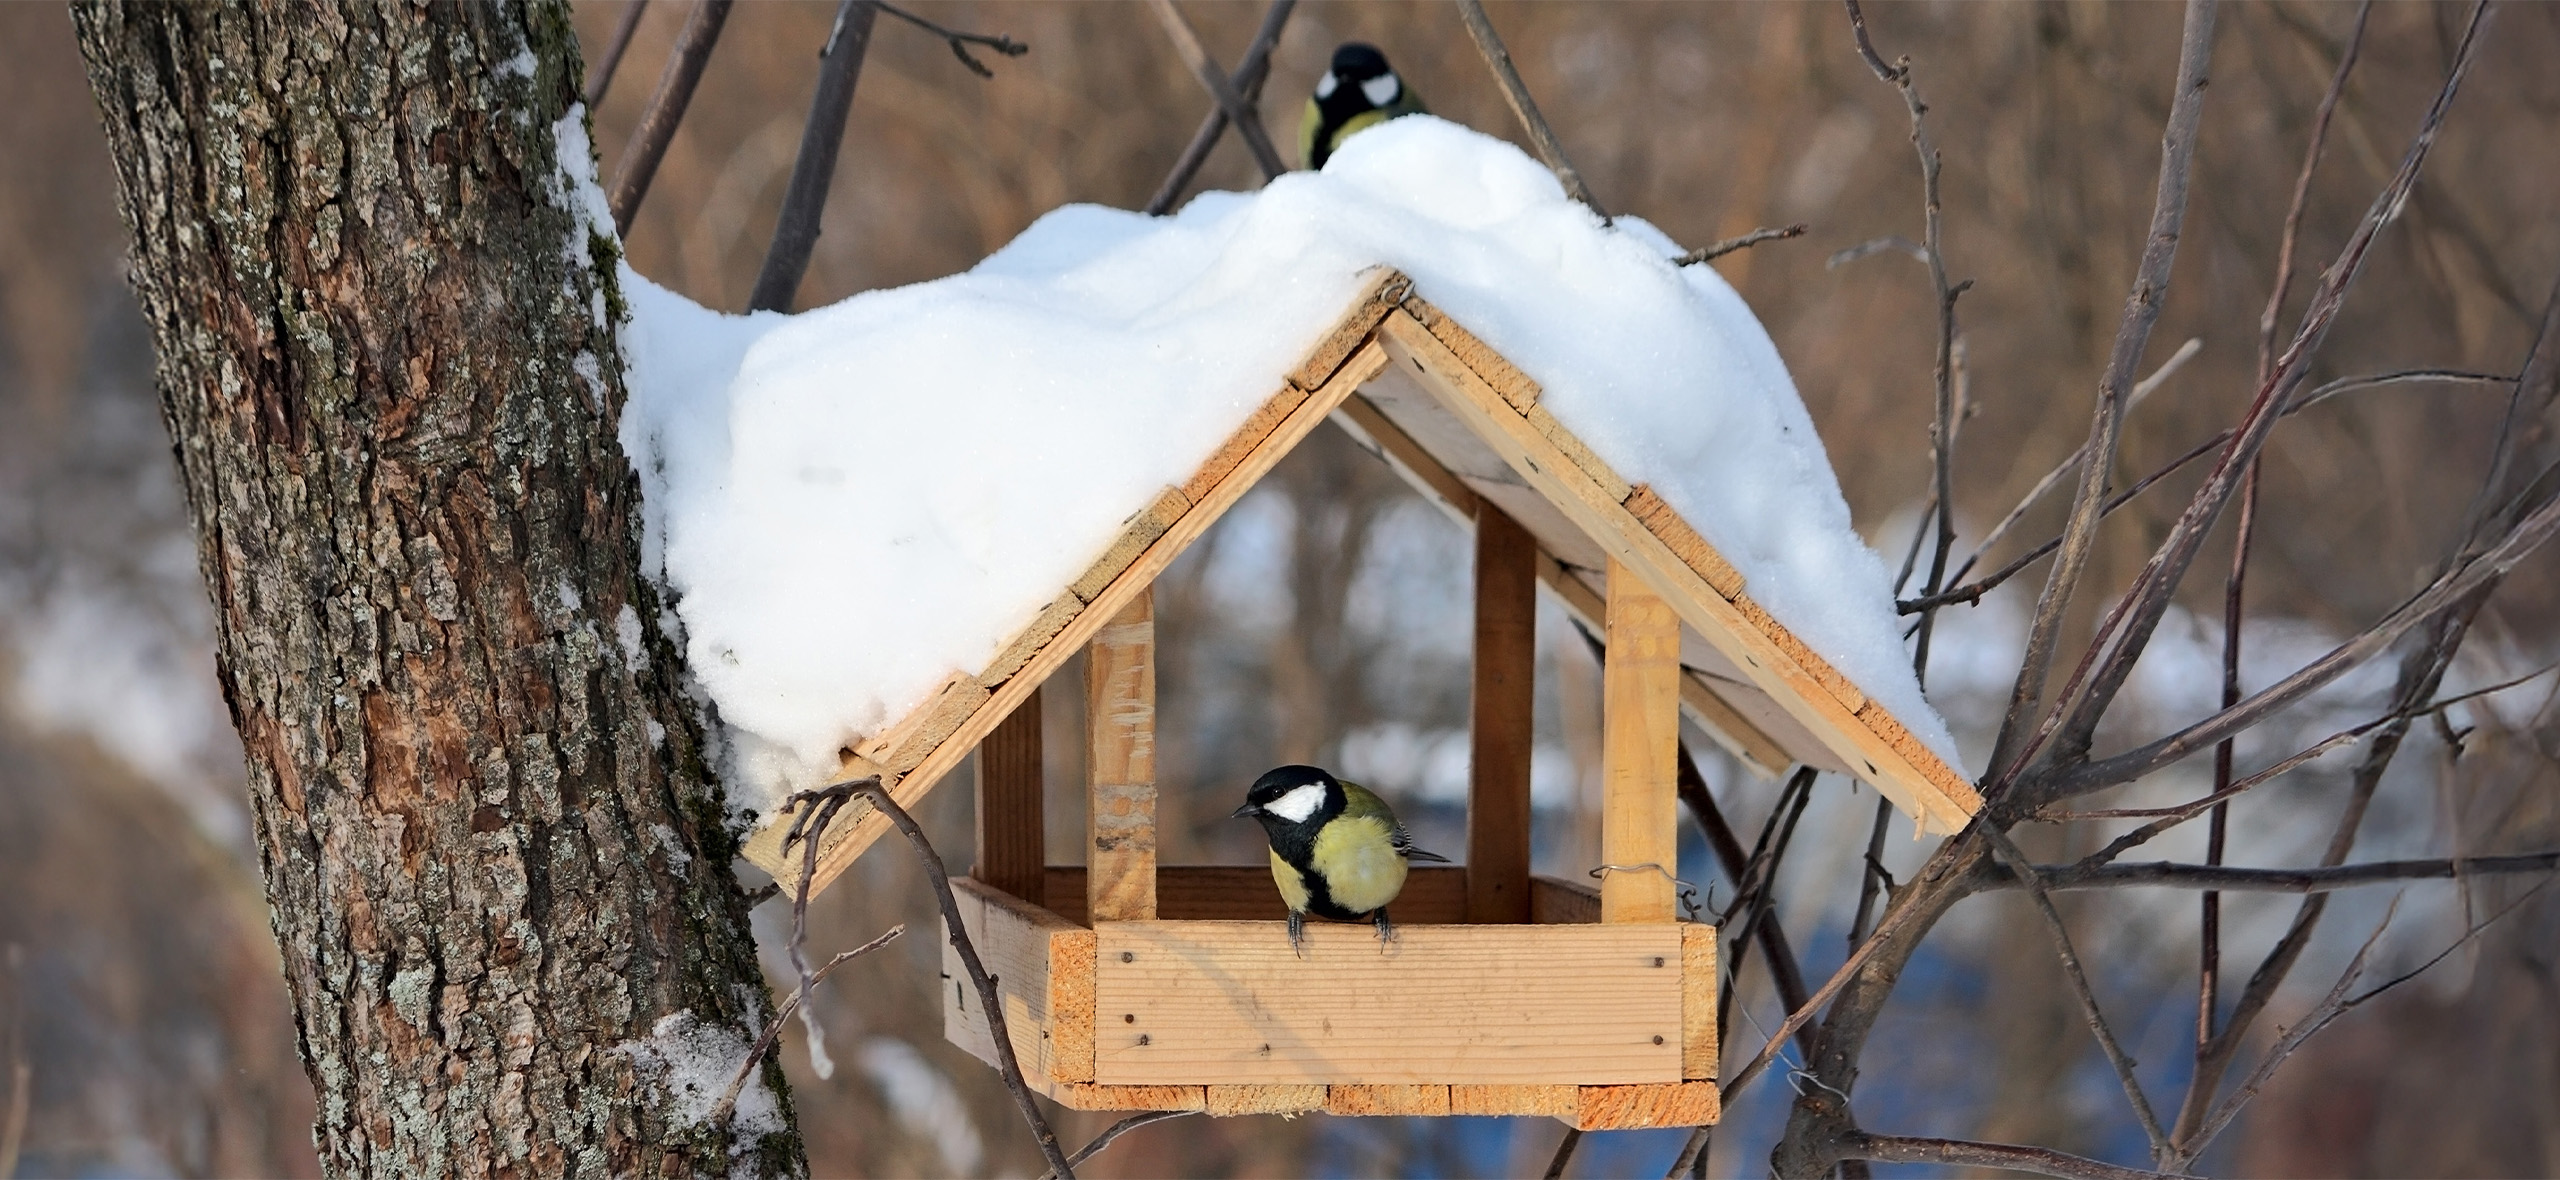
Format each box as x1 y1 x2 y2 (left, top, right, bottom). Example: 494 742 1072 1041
1404 847 1452 864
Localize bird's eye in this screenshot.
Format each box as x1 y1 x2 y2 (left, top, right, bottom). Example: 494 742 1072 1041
1314 71 1339 100
1361 72 1400 107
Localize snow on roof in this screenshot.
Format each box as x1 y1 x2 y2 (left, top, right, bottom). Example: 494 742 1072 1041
619 115 1961 818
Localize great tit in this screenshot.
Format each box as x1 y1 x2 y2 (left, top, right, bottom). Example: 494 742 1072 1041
1231 764 1449 955
1298 42 1428 171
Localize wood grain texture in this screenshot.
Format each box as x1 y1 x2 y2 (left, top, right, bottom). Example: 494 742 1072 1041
1325 1085 1452 1117
1572 1081 1721 1130
1049 1083 1206 1112
944 878 1080 1087
1531 874 1603 925
1206 1084 1327 1116
1625 484 1746 600
973 688 1045 905
1681 923 1719 1081
1374 307 1977 834
1602 558 1683 924
1290 269 1412 390
743 336 1391 895
1469 506 1539 924
1087 591 1157 923
1399 291 1542 410
1451 1084 1578 1119
1041 864 1468 926
1331 394 1481 520
1092 921 1682 1086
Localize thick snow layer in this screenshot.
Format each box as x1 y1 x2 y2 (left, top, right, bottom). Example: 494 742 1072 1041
621 115 1960 817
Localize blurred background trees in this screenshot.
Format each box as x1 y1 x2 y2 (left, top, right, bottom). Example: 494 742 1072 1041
2 2 2555 1175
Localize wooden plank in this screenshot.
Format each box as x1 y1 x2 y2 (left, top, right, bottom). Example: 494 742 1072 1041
1071 486 1191 605
1681 924 1718 1081
973 687 1046 905
979 594 1078 689
851 672 989 774
1373 307 1978 835
1325 1085 1452 1117
1183 384 1307 507
1050 1083 1206 1112
743 334 1393 896
1601 557 1682 924
944 878 1083 1087
1206 1084 1327 1116
1530 874 1601 925
1087 590 1157 923
1290 269 1412 390
1330 395 1480 521
1451 1084 1578 1119
1469 505 1538 925
1573 1081 1721 1130
1092 921 1682 1086
1050 923 1097 1083
1398 292 1541 411
1677 673 1790 781
1042 863 1468 926
1625 484 1745 600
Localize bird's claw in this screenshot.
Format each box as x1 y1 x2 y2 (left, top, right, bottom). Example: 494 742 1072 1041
1288 911 1307 959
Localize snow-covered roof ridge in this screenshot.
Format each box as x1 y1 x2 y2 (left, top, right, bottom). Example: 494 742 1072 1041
616 115 1977 888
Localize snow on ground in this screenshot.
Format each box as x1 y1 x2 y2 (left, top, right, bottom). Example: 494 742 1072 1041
620 115 1958 817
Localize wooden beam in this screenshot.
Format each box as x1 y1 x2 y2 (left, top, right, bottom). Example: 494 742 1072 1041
1043 864 1467 925
1601 557 1681 923
973 686 1045 905
1468 506 1538 924
1087 589 1158 922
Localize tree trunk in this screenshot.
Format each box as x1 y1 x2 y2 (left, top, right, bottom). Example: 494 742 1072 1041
71 3 803 1175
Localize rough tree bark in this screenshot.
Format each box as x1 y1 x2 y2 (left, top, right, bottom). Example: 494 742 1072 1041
72 3 803 1175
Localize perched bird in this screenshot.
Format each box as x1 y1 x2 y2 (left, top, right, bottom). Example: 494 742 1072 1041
1298 42 1428 171
1232 764 1449 955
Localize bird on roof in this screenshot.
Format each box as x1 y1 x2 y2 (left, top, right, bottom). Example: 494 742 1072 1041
1232 764 1449 955
1299 42 1428 171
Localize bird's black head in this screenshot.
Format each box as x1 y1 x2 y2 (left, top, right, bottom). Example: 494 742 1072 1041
1315 42 1403 115
1231 764 1344 834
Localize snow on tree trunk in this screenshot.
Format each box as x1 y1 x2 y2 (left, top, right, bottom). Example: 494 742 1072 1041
70 3 803 1174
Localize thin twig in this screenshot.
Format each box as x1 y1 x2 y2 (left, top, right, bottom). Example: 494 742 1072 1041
2046 0 2494 773
1543 1126 1583 1179
1986 0 2218 780
1674 224 1807 267
1453 0 1606 217
1839 1132 2178 1180
1145 0 1293 215
1827 235 1925 268
872 0 1026 78
2013 851 2560 893
0 945 24 1180
583 0 651 108
1980 827 2171 1162
1040 1110 1197 1180
748 0 880 313
1148 0 1285 181
709 924 905 1124
1674 741 1817 1058
793 778 1076 1178
607 0 733 234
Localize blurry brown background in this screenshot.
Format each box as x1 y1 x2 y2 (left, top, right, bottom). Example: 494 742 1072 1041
4 2 2556 1176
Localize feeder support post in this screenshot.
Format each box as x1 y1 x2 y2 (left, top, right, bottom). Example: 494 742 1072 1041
1087 589 1159 921
1600 558 1681 922
1468 505 1539 923
974 686 1046 905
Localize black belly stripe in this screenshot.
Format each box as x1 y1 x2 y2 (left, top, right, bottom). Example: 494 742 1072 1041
1270 822 1372 921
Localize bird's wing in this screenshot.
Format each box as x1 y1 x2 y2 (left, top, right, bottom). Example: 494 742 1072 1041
1297 97 1324 170
1341 779 1450 863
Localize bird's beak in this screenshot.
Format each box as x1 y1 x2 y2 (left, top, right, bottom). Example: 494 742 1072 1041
1230 803 1259 819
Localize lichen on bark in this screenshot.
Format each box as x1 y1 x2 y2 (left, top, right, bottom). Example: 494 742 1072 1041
71 2 803 1174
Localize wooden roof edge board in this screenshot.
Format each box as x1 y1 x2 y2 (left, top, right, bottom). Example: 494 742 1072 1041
744 335 1394 892
1371 306 1979 835
1289 268 1413 391
1529 548 1788 779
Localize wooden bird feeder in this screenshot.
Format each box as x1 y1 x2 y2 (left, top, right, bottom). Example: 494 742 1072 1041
741 271 1979 1128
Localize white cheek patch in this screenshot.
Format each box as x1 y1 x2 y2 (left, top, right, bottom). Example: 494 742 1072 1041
1361 72 1401 107
1314 71 1339 100
1263 782 1325 823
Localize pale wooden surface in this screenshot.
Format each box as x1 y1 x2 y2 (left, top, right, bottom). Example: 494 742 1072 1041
1325 1085 1452 1117
1206 1084 1326 1116
1452 1084 1577 1119
741 335 1391 895
1574 1081 1722 1130
1042 863 1468 926
1681 923 1719 1081
1468 505 1539 924
944 877 1080 1087
1373 308 1977 833
1530 874 1602 925
1087 590 1157 922
973 687 1045 905
1601 557 1682 923
1090 921 1683 1086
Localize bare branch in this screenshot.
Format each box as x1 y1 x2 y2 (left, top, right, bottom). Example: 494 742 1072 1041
1840 1132 2180 1180
786 779 1076 1178
2046 0 2494 770
1543 1127 1583 1179
1039 1110 1197 1180
1987 0 2219 780
2013 851 2560 894
748 0 880 313
1144 0 1294 215
1675 742 1816 1057
1453 0 1606 216
583 0 651 108
2172 901 2397 1169
607 0 734 234
710 923 904 1124
1149 0 1286 181
1980 828 2170 1160
1674 224 1807 267
872 0 1026 78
